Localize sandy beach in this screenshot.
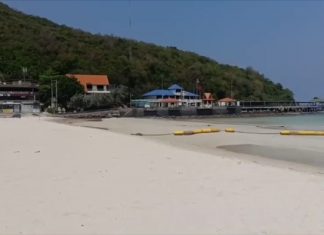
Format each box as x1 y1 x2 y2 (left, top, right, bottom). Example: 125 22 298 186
72 117 324 173
2 116 324 234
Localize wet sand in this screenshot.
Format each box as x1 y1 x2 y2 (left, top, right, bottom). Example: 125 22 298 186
69 117 324 173
219 144 324 169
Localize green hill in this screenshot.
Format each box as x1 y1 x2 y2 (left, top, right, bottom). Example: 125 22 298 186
0 2 294 101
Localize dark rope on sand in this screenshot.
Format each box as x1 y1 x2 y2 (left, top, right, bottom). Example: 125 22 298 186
234 130 278 135
131 131 278 136
131 133 172 136
82 126 110 131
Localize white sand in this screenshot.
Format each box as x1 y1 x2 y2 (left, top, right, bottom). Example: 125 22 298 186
1 117 324 234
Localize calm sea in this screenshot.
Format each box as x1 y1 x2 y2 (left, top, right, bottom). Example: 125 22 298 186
198 112 324 130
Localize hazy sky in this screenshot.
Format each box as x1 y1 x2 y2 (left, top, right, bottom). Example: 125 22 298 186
3 0 324 100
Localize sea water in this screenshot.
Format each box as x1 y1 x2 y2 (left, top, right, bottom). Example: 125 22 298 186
200 112 324 130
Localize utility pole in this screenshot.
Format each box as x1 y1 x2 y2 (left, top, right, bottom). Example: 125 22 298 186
51 79 54 108
129 93 132 106
55 79 58 110
230 78 233 98
196 78 200 97
22 67 27 82
161 74 164 99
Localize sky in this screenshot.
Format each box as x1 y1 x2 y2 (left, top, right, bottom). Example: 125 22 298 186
2 0 324 100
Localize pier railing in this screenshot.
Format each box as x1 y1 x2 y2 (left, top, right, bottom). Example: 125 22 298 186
240 101 317 108
239 101 321 113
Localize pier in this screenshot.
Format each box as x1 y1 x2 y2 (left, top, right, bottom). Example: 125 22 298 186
60 101 321 119
127 101 321 117
240 101 321 113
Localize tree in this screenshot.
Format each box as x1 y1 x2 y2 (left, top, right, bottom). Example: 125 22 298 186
39 73 84 108
68 85 129 111
68 94 87 111
0 2 295 102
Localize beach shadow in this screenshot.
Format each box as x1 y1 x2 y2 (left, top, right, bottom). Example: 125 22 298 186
218 144 324 170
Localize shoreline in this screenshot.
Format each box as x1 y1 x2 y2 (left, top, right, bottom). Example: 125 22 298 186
59 106 322 120
55 116 324 175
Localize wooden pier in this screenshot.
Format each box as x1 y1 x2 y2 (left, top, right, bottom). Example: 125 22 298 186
240 101 321 113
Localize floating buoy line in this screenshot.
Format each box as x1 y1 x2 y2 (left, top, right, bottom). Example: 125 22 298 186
130 128 324 136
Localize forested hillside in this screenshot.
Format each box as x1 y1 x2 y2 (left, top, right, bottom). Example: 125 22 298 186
0 3 294 101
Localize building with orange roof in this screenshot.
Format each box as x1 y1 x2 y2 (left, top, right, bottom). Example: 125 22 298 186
218 97 238 107
66 74 110 94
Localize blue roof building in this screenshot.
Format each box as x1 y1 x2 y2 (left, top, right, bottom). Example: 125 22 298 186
131 84 201 108
142 89 175 98
143 84 199 100
168 84 183 90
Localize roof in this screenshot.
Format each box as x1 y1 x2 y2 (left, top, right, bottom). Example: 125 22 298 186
203 92 215 101
143 89 175 97
218 97 236 102
168 84 183 90
143 89 199 98
0 81 38 89
66 74 110 87
182 91 199 97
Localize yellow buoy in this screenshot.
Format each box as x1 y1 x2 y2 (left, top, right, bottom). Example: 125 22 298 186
280 130 291 135
193 129 203 134
194 128 221 134
280 130 324 136
173 131 183 136
225 128 236 133
173 130 194 136
210 128 221 133
202 128 212 133
174 128 221 136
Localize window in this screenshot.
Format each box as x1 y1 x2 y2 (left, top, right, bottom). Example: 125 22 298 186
86 84 92 91
97 85 104 91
